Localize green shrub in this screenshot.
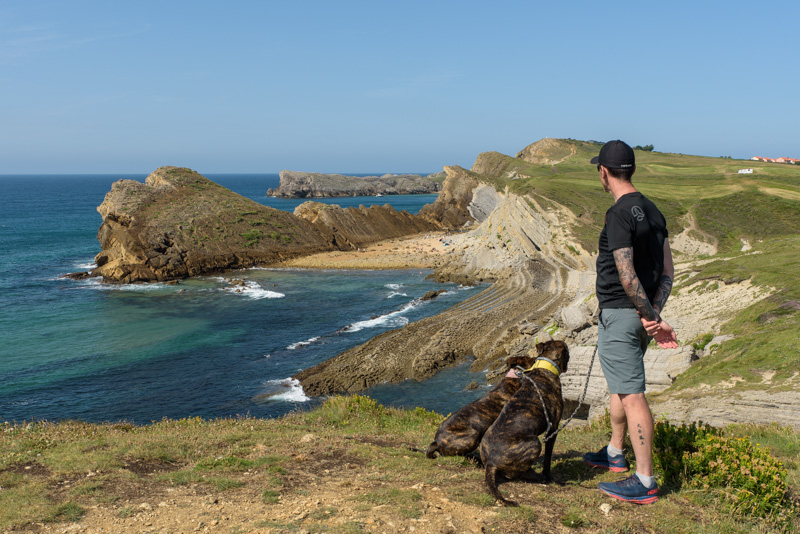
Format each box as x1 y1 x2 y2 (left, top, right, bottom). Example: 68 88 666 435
653 419 720 488
686 434 795 525
653 420 797 526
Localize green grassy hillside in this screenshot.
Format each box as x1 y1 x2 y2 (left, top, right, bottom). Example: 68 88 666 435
472 139 800 394
1 397 797 532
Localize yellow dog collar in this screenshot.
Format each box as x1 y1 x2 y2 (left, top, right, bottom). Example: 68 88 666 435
523 357 561 377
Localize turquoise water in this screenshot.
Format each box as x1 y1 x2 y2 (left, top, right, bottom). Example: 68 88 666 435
0 174 486 424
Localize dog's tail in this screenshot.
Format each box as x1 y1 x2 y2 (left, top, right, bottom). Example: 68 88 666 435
485 465 518 507
425 442 439 459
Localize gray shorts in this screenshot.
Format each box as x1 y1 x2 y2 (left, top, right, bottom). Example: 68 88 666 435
598 308 650 394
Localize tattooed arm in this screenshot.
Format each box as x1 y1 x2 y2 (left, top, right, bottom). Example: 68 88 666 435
651 239 674 315
613 246 660 321
614 240 678 348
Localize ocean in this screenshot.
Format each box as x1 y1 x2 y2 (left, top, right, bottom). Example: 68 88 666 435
0 174 488 424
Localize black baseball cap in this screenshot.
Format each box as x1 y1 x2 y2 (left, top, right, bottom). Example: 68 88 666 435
590 140 635 169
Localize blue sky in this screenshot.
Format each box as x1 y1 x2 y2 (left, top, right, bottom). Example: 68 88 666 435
1 1 797 174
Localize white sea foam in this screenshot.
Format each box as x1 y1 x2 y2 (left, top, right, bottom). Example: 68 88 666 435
386 291 408 298
224 280 284 300
341 300 418 333
80 278 168 292
287 336 320 350
385 283 404 290
258 378 310 403
344 315 410 332
74 261 97 270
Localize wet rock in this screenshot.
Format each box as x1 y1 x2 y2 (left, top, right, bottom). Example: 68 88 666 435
62 271 95 280
421 290 447 301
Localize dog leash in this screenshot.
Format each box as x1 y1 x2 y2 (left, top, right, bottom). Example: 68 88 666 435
514 344 598 442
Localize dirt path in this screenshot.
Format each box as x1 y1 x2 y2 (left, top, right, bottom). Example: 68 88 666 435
670 211 717 256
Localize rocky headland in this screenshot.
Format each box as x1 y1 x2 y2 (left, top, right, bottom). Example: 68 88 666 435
267 170 444 198
82 166 444 283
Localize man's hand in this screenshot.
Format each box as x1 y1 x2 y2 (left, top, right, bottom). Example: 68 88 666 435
641 317 678 349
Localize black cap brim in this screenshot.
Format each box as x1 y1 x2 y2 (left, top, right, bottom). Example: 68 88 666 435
590 156 599 164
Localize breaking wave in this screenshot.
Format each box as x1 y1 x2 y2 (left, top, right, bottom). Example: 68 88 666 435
340 299 421 333
223 280 285 300
255 378 310 403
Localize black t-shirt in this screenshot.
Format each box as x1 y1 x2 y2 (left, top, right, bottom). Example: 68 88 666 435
596 192 668 309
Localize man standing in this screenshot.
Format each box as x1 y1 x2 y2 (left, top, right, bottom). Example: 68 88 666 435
583 140 678 504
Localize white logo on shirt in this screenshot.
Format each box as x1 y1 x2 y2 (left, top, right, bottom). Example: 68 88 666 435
631 206 645 222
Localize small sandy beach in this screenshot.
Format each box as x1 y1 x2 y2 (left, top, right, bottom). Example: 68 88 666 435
277 231 458 270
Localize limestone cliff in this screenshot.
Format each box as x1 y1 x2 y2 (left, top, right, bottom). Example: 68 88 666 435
90 167 441 283
268 171 442 198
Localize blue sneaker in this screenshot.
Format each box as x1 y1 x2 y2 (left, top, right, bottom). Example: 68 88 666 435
583 446 629 473
598 474 659 504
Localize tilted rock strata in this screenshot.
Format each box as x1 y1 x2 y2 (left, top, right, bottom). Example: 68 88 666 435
92 167 442 283
268 170 443 198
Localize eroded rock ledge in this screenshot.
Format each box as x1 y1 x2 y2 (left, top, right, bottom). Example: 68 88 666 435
267 170 443 198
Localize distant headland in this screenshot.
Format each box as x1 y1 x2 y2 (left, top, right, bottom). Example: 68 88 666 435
266 170 445 198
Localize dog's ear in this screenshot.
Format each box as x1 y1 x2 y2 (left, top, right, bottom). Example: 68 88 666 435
535 342 544 355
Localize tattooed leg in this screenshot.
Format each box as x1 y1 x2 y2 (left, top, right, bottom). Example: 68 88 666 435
619 393 654 477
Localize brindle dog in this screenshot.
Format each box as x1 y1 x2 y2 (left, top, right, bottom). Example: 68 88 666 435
426 355 536 459
480 340 570 506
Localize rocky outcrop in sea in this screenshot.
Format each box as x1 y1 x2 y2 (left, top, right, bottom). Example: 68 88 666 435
85 166 443 283
267 170 444 198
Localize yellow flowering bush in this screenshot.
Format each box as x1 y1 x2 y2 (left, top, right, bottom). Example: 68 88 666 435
653 419 796 526
686 434 795 525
